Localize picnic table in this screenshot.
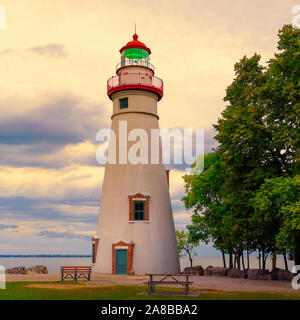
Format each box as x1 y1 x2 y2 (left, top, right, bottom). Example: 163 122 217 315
144 273 193 295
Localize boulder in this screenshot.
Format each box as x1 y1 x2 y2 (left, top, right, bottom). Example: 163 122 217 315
183 265 204 276
270 268 293 281
204 265 214 276
210 267 230 277
227 268 247 279
247 269 271 280
25 265 48 274
6 266 26 274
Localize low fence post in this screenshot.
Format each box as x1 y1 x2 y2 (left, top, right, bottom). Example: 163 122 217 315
0 265 6 290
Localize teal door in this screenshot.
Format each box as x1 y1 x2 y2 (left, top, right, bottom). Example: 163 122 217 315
115 249 127 274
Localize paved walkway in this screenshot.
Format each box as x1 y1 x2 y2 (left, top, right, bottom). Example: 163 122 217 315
5 274 298 294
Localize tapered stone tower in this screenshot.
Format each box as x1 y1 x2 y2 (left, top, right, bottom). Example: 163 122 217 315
93 33 180 275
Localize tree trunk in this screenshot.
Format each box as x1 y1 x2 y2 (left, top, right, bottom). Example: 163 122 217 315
236 247 240 270
221 250 226 268
247 250 250 269
265 256 268 270
262 248 266 270
241 252 245 271
272 251 277 270
237 254 241 270
229 250 233 269
294 237 300 266
283 249 288 271
258 250 261 270
188 251 193 268
234 254 237 269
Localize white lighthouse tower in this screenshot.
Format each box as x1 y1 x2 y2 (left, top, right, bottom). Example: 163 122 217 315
93 33 180 275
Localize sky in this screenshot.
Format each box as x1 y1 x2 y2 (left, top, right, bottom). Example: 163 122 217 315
0 0 298 255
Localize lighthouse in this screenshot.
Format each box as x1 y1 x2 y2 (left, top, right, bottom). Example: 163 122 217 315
93 33 180 275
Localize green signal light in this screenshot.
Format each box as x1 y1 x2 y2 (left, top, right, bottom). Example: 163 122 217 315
124 48 148 59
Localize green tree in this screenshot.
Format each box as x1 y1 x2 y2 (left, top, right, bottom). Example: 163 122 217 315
183 24 299 270
176 230 198 267
252 176 300 266
260 25 300 177
277 201 300 265
213 24 299 267
183 153 235 268
213 53 269 267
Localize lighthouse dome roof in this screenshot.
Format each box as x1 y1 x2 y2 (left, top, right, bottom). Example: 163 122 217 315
119 33 151 54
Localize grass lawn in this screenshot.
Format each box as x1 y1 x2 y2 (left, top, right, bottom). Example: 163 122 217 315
0 282 299 300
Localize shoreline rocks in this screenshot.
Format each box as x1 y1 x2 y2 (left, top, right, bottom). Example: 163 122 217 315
247 269 271 280
211 267 230 277
5 266 26 274
205 266 229 277
270 268 293 281
183 265 204 276
6 265 48 274
25 265 48 274
204 265 214 276
227 268 247 279
187 265 292 281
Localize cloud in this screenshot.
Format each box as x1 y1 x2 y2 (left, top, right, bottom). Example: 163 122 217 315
37 230 90 241
0 49 18 56
0 140 100 168
0 224 18 230
0 91 109 169
0 196 99 225
172 199 188 214
0 165 104 200
28 43 68 58
0 92 108 146
0 44 68 59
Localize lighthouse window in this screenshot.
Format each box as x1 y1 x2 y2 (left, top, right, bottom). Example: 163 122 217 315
119 98 128 109
124 48 148 60
133 200 145 221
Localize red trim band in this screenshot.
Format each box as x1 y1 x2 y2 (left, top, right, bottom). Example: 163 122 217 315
107 84 163 101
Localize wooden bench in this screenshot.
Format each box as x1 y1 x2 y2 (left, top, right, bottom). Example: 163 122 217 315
144 274 193 295
60 266 92 281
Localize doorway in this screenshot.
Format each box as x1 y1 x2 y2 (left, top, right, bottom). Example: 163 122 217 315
115 249 127 274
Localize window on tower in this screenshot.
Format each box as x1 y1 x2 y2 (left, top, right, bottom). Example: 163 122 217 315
119 97 128 109
133 200 145 220
124 48 148 60
128 193 150 222
119 47 151 69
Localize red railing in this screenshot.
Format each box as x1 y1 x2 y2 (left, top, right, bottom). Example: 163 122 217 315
107 73 163 100
116 60 155 72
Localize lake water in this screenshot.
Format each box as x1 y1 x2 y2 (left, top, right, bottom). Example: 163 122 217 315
0 256 294 274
